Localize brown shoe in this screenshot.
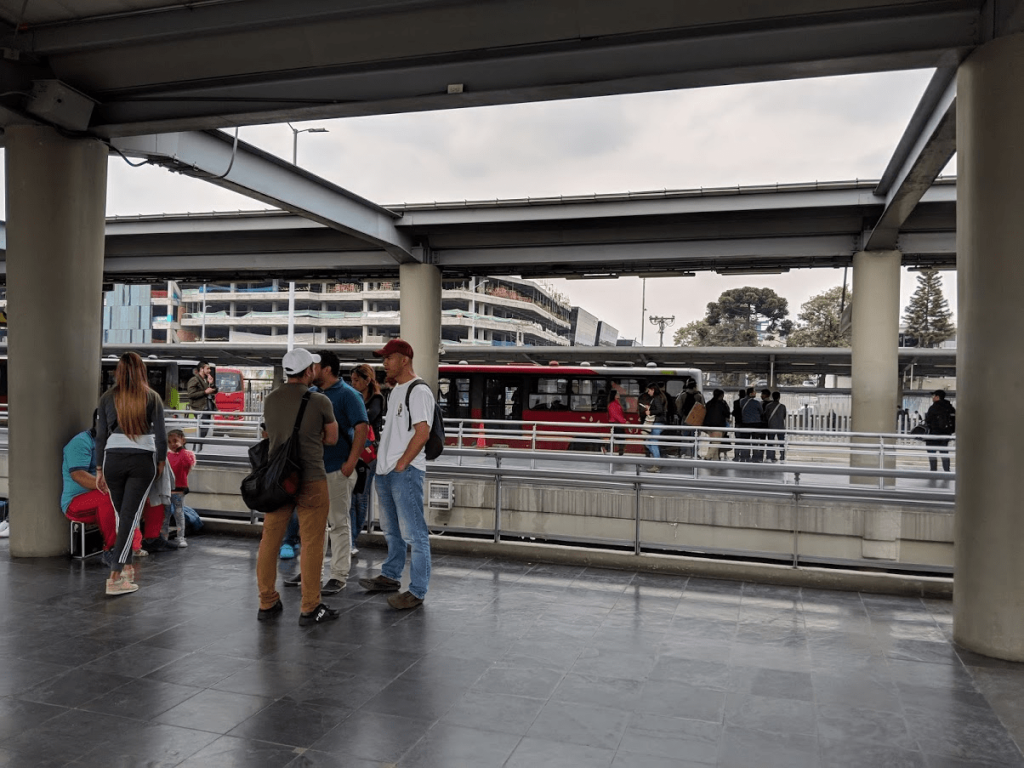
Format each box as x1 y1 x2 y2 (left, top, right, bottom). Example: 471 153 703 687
358 574 401 592
387 591 424 610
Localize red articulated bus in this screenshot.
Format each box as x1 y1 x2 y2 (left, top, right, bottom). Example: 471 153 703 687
436 363 703 452
214 367 245 418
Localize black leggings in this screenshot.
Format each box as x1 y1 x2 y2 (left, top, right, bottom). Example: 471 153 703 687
103 451 158 569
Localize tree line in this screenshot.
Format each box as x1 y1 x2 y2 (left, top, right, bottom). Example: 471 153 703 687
672 268 954 350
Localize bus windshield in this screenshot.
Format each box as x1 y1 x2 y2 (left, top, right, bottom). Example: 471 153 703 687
216 370 243 393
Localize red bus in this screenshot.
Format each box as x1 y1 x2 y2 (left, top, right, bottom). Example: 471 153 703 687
436 363 703 451
214 367 245 416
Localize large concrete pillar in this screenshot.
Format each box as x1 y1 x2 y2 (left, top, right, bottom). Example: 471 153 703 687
6 126 108 556
849 250 901 483
954 32 1024 661
399 263 442 394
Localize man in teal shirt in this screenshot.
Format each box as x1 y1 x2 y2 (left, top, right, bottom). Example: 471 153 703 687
314 350 368 595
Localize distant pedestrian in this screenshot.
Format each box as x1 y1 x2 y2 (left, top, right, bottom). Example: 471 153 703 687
358 339 437 609
186 362 218 450
606 389 628 455
732 388 747 461
642 383 667 472
924 389 956 473
164 428 196 546
702 389 731 460
764 392 788 462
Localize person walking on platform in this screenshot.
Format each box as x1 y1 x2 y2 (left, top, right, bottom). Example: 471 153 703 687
358 339 436 609
256 348 339 625
186 362 218 450
924 389 956 473
764 391 788 462
95 353 168 596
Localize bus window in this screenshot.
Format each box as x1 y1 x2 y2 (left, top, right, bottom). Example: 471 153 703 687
570 378 608 412
216 370 243 393
439 377 471 419
610 378 641 414
529 377 567 410
484 378 506 421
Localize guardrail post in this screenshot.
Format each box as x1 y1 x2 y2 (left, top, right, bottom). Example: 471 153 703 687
792 491 800 568
634 480 642 556
530 425 537 470
493 454 502 544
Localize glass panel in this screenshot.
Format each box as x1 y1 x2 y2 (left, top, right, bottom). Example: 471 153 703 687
610 378 640 414
529 377 568 410
570 378 608 412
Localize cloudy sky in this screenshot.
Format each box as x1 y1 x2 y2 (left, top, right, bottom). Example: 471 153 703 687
4 68 957 342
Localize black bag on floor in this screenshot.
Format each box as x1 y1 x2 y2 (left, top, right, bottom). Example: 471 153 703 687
241 391 311 513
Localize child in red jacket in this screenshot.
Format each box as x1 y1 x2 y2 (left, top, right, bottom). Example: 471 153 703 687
165 429 197 547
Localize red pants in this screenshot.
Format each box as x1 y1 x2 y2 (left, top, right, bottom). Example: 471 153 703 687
65 490 163 551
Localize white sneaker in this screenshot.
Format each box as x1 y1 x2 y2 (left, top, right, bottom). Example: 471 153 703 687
351 547 359 556
177 538 188 548
0 520 8 538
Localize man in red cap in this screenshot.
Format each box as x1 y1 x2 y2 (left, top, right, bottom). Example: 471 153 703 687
358 338 435 609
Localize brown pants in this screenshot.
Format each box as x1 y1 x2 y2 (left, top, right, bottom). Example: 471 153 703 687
257 479 329 614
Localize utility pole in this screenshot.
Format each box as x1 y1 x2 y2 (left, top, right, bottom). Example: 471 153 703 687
649 315 675 347
287 123 328 350
640 278 647 345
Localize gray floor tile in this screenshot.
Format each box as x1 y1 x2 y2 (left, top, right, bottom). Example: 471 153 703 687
527 700 632 750
505 736 616 768
441 689 546 735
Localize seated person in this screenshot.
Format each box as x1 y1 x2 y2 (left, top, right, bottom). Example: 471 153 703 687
62 412 168 561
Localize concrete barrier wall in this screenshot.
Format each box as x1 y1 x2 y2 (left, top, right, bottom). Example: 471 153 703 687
24 461 953 571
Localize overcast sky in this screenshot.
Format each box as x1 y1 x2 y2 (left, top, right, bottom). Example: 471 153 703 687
3 68 957 342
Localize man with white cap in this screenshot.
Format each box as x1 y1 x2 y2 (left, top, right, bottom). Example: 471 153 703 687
255 348 340 625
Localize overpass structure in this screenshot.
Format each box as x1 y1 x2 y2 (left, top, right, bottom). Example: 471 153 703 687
0 0 1022 660
0 177 957 281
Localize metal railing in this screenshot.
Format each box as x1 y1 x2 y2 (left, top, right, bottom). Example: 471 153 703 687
429 446 954 575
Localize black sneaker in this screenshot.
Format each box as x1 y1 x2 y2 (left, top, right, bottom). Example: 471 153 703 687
142 537 179 553
100 548 117 569
299 603 340 626
357 574 401 592
321 578 345 595
283 573 302 588
257 599 283 621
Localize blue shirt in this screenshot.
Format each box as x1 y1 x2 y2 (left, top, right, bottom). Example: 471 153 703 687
61 431 96 512
321 379 368 473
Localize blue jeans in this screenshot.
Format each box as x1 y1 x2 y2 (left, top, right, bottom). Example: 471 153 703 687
376 467 430 599
351 459 376 547
646 425 663 460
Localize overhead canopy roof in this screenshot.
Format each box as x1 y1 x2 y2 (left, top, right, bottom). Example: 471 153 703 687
0 1 1005 137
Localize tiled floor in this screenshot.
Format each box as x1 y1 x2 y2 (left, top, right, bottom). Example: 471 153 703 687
1 533 1023 767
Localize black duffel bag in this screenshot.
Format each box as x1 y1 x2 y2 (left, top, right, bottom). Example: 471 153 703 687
241 391 311 513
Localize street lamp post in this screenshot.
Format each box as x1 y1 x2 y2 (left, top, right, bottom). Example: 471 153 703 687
287 123 328 349
649 315 676 347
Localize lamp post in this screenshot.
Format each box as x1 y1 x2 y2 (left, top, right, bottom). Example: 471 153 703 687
649 315 675 347
287 123 328 349
289 123 329 166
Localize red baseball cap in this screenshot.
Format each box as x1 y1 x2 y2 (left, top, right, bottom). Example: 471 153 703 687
373 338 414 359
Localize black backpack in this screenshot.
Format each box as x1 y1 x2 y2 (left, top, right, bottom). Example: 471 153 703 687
241 391 310 513
933 404 956 435
398 379 446 460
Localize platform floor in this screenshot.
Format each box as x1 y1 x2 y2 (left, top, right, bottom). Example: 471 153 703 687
1 533 1021 768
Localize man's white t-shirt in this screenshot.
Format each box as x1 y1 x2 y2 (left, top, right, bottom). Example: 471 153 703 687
377 378 435 475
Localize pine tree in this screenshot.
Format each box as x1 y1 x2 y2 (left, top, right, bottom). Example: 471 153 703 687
903 269 955 348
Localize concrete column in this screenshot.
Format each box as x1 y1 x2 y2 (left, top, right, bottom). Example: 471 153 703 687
6 126 108 556
954 32 1024 661
399 263 442 394
849 250 901 484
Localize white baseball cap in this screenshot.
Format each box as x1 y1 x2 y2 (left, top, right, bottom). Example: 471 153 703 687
282 348 321 375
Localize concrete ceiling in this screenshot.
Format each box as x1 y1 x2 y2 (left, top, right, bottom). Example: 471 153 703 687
1 0 1013 137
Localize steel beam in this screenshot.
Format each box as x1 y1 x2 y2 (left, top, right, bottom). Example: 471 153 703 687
110 130 415 263
864 67 959 251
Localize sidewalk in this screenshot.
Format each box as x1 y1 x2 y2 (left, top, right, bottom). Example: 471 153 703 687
0 533 1020 767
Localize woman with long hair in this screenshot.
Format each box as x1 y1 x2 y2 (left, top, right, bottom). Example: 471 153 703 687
349 364 384 554
96 352 167 595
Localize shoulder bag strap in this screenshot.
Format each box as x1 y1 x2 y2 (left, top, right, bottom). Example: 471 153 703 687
405 379 426 431
292 391 313 437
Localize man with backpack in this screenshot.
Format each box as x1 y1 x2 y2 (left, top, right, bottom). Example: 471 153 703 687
255 348 339 625
924 389 956 473
358 339 437 609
